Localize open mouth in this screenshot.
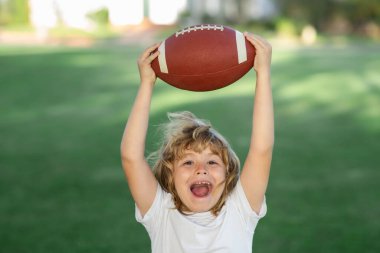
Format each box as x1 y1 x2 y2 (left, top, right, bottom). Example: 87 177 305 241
190 181 212 198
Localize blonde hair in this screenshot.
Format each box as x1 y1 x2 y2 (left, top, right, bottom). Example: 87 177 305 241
151 111 240 216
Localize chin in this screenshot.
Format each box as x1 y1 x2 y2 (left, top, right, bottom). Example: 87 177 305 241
184 194 221 213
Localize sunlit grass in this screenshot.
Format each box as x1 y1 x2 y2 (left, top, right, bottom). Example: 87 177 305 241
1 41 380 253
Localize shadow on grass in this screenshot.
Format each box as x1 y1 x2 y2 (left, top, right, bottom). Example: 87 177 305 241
0 42 380 252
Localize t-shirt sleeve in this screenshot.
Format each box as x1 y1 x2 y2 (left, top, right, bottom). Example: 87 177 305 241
135 184 165 233
229 180 267 232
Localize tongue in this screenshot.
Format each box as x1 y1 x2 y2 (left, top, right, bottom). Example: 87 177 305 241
191 185 209 197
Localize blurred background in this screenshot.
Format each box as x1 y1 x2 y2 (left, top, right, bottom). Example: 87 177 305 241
1 0 379 253
1 0 379 44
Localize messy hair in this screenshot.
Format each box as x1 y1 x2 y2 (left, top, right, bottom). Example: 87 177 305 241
150 111 240 216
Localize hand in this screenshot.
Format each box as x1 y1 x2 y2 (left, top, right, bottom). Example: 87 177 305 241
244 33 272 73
137 43 161 86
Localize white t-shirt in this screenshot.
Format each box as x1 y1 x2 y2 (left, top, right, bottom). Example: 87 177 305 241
135 180 267 253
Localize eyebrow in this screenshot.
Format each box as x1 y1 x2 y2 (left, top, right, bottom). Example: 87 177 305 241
181 151 220 157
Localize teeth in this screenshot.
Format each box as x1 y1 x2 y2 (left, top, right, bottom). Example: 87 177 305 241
190 181 212 193
193 181 211 185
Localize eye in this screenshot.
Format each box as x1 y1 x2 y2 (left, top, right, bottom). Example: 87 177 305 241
207 160 218 165
183 160 194 166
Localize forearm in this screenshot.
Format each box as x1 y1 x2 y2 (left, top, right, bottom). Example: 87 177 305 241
240 33 273 212
240 69 274 211
121 82 153 162
250 69 274 153
120 44 160 215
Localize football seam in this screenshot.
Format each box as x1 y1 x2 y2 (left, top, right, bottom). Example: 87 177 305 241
175 24 224 37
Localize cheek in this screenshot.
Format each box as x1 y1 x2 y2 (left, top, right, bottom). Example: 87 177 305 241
213 167 227 181
211 168 227 191
173 168 190 190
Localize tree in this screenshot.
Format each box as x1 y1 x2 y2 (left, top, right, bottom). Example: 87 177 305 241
0 0 29 26
276 0 380 33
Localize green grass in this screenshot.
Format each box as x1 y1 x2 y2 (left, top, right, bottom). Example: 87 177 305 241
1 41 380 253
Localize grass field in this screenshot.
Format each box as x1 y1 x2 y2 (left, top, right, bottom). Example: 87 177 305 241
1 40 380 253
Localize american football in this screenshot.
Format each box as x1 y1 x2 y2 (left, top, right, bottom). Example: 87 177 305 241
151 24 256 92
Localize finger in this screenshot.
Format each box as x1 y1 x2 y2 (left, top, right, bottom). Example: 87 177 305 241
243 31 253 38
245 32 267 44
246 34 271 52
139 47 156 62
244 32 262 47
247 34 265 47
146 50 160 63
244 32 261 41
252 34 271 48
140 42 161 60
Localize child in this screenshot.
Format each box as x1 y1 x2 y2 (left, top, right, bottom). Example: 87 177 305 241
121 33 274 253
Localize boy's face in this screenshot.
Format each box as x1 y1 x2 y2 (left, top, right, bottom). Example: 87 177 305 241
172 147 226 213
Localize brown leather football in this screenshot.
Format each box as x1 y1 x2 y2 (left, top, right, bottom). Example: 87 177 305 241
151 24 256 92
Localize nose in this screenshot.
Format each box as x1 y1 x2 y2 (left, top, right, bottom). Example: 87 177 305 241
195 164 208 175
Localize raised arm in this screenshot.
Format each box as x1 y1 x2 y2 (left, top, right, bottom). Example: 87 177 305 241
120 43 160 216
240 34 274 214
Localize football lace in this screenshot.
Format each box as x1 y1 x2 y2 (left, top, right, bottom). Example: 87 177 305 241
175 24 224 37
